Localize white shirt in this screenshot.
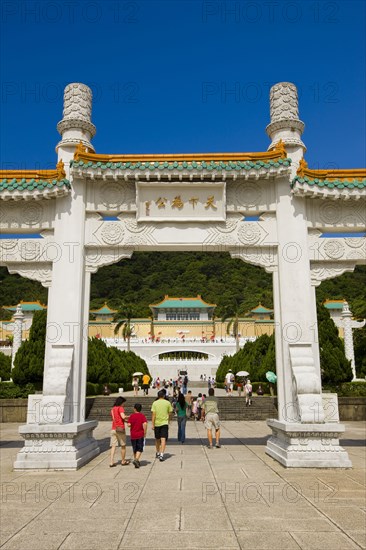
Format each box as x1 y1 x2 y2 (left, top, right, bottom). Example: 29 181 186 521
225 373 233 384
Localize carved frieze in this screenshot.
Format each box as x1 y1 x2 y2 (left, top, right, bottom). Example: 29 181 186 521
307 199 366 228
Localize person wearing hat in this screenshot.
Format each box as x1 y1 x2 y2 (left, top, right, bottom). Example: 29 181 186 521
245 379 253 406
110 396 130 467
225 369 235 397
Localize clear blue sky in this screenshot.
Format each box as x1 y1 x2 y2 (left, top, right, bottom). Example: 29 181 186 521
1 0 365 169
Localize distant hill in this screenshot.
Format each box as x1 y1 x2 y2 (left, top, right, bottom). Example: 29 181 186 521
0 253 365 320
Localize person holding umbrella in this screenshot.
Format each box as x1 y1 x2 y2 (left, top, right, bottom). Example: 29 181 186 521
236 371 249 397
266 371 277 396
132 372 143 397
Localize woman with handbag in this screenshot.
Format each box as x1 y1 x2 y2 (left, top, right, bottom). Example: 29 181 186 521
110 396 130 467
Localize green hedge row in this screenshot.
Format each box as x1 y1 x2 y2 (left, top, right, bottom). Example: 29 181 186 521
86 382 133 396
325 381 366 397
0 382 37 399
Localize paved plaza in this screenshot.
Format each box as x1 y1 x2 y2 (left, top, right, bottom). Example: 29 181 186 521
1 420 365 550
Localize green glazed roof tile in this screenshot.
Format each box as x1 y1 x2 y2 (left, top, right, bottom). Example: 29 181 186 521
0 178 70 193
292 175 366 190
70 157 292 173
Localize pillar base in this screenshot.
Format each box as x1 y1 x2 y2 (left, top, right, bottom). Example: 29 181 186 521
266 419 352 468
14 421 100 470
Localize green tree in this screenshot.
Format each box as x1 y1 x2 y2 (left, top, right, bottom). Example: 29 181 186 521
0 352 11 381
317 305 352 384
113 303 137 352
87 337 111 383
87 337 150 387
221 296 246 352
354 326 366 379
12 310 47 387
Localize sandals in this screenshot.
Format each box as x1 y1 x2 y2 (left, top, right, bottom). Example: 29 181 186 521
109 463 117 468
121 460 130 466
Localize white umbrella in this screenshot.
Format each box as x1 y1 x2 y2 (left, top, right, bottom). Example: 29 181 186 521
236 370 249 377
132 372 143 376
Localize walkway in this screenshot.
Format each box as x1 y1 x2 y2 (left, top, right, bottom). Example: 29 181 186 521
0 421 365 549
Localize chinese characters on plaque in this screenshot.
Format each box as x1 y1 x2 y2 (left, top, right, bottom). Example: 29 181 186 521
136 183 225 222
153 195 217 212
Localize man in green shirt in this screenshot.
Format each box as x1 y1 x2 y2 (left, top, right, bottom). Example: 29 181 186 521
201 388 221 449
151 390 173 461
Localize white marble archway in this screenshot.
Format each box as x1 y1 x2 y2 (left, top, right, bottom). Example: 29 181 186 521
1 82 365 469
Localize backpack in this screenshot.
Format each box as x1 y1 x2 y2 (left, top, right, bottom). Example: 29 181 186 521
230 374 235 383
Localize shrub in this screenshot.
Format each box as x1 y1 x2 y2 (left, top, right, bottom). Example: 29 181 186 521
0 382 36 399
12 310 47 386
0 352 11 381
337 382 366 397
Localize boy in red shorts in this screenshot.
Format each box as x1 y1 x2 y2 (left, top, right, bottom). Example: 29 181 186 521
127 403 147 468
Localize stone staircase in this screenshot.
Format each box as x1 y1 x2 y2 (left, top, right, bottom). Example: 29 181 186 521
86 396 278 422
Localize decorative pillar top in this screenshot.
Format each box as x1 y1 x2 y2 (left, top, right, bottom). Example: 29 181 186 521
266 82 305 153
341 301 352 318
56 83 96 154
13 304 25 321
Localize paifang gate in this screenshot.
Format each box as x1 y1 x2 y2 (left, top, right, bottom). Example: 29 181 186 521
1 82 365 469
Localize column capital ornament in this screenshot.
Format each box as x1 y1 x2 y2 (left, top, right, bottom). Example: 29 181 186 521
85 247 133 273
310 261 356 286
230 247 277 273
7 263 52 287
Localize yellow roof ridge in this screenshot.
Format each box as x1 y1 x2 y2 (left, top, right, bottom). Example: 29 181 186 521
0 161 66 182
297 159 366 181
74 141 287 163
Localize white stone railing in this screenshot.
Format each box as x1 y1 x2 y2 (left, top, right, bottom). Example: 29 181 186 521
103 337 255 346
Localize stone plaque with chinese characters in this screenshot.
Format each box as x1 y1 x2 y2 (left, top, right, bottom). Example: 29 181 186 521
136 182 226 222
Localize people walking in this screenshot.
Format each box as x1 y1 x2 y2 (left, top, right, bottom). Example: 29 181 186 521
182 374 189 395
110 397 130 467
185 390 193 418
132 376 139 397
176 392 187 444
201 388 221 449
151 389 173 462
142 373 151 395
127 403 147 468
245 379 253 406
225 370 235 396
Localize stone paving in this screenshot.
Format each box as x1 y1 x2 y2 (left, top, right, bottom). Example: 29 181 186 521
0 420 365 549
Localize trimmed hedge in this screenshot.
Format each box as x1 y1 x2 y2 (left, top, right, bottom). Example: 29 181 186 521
0 382 36 399
86 382 134 396
327 381 366 397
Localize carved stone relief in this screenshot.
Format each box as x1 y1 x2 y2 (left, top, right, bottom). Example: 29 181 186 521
323 240 345 259
237 223 262 245
235 182 262 207
319 201 342 224
270 82 299 122
101 223 124 245
21 202 44 226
